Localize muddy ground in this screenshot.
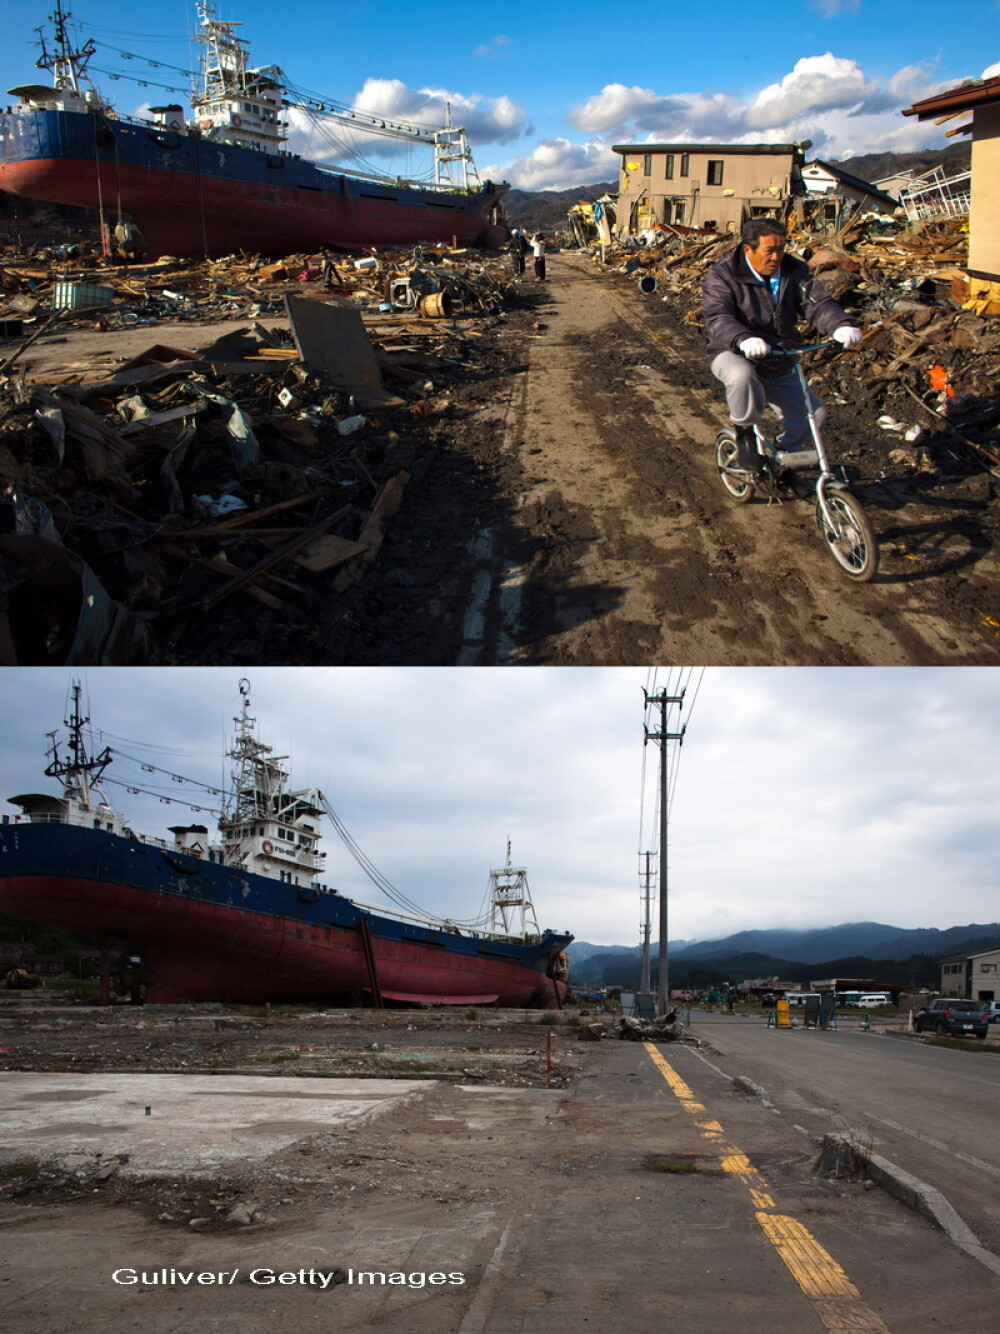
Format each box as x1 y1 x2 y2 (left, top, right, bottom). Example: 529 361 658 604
10 250 1000 665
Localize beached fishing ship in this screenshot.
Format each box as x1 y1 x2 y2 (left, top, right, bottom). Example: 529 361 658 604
0 3 509 258
0 683 571 1006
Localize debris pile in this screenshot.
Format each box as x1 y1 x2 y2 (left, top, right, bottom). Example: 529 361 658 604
618 1009 690 1042
597 217 1000 475
0 245 513 664
579 1009 694 1043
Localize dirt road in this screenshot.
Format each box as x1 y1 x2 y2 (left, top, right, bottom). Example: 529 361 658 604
342 251 1000 666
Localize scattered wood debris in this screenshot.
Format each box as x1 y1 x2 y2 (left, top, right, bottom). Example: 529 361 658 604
0 242 514 664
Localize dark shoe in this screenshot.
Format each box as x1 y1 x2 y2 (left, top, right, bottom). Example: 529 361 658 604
733 424 760 472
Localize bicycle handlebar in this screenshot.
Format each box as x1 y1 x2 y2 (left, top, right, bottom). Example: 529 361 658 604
770 341 838 356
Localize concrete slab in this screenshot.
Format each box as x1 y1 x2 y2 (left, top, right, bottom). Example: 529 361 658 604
0 1073 435 1173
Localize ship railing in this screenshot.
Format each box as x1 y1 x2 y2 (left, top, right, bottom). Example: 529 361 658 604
348 894 542 942
311 162 479 195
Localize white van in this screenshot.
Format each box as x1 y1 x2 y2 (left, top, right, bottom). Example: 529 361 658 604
786 992 821 1008
852 993 892 1008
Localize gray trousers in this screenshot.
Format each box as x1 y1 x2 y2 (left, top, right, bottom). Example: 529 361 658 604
710 350 825 449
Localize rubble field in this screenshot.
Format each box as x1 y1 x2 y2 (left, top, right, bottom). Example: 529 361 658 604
0 243 516 665
3 221 1000 664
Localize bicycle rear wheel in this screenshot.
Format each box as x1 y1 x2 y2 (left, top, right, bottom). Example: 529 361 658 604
816 487 879 581
715 429 755 503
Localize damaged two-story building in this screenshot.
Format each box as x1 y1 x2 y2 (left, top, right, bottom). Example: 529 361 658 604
611 142 808 236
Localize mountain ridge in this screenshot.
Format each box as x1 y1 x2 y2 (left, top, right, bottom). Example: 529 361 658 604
568 921 1000 966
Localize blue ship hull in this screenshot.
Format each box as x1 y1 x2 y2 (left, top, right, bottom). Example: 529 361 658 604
0 107 509 256
0 821 571 1005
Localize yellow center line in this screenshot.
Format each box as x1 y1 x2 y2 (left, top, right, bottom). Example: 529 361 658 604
643 1043 889 1333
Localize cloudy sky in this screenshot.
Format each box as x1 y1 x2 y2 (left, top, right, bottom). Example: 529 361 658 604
3 0 994 190
1 668 996 948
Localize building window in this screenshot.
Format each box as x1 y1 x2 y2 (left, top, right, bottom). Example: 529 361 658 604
665 154 675 180
643 153 652 176
680 153 690 177
707 160 724 186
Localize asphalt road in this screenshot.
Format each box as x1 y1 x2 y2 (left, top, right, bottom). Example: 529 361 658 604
685 1013 1000 1259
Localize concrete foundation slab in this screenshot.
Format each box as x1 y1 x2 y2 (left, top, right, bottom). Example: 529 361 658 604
0 1073 435 1172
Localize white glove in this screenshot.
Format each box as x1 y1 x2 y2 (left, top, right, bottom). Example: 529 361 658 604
739 337 770 360
833 326 862 348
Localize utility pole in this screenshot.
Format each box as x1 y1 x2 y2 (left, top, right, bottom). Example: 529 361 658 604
639 851 653 994
644 688 685 1015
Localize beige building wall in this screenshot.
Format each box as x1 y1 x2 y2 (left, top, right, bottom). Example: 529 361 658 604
615 146 797 235
971 948 1000 1001
968 104 1000 279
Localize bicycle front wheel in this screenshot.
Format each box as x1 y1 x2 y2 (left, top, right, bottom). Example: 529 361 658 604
715 429 755 503
816 487 879 582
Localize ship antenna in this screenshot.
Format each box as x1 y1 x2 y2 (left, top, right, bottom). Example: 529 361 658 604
36 0 97 94
45 681 112 793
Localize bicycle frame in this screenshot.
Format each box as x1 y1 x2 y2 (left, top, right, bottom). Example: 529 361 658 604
765 343 842 532
715 339 877 581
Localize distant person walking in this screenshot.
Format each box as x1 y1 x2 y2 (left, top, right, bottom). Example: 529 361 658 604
530 232 546 281
509 228 528 276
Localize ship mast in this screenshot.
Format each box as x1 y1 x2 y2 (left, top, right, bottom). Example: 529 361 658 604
45 682 112 809
223 678 289 826
34 1 96 95
487 840 540 939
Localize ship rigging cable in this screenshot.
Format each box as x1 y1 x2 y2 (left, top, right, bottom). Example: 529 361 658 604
319 794 488 929
80 726 492 931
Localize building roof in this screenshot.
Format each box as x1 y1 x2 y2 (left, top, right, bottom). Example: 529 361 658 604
940 947 1000 962
903 75 1000 120
805 159 899 207
612 143 801 156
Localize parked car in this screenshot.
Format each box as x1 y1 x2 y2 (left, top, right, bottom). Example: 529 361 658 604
981 1000 1000 1024
847 993 892 1008
912 998 988 1038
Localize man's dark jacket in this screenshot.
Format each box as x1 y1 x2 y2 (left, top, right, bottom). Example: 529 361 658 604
703 247 858 376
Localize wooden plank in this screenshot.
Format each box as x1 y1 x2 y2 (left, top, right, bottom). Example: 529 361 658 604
201 506 352 610
200 554 284 609
287 533 370 573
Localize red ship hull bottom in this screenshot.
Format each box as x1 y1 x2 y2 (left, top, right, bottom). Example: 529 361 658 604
0 158 507 258
0 875 566 1007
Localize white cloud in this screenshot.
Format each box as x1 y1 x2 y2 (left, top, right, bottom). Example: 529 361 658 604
1 668 998 947
483 136 619 191
812 0 860 16
569 83 746 141
516 55 979 187
747 54 880 128
474 34 512 58
284 77 530 164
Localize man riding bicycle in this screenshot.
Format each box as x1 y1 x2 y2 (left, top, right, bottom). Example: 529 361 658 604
703 219 862 473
